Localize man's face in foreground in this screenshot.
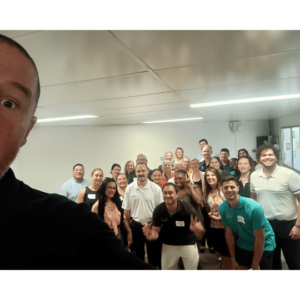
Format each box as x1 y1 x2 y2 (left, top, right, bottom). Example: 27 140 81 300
0 42 37 179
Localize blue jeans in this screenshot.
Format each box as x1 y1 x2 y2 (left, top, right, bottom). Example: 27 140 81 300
268 219 300 270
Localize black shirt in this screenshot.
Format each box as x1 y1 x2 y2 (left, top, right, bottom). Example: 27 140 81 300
0 168 154 270
84 187 97 208
199 161 209 172
237 176 251 198
127 168 153 184
152 200 198 246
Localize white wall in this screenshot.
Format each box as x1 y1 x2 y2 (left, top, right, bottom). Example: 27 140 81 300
271 112 300 167
10 119 269 193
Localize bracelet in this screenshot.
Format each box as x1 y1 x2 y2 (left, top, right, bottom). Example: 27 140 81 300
230 258 236 262
295 225 300 228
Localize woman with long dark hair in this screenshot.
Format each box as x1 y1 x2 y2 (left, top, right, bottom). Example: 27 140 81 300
236 156 255 198
92 178 132 248
203 167 230 269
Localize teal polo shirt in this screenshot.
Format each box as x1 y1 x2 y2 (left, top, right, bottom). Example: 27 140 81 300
219 195 276 252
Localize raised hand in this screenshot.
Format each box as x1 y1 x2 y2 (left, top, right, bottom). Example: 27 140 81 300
186 176 192 189
190 215 205 237
189 215 198 231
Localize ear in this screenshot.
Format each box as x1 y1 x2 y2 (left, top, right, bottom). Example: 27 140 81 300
20 116 37 147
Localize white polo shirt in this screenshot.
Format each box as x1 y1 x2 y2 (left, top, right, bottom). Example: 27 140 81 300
122 179 163 223
250 165 300 221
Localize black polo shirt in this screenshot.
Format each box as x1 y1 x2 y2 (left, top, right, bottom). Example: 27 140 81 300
153 200 198 246
0 168 154 270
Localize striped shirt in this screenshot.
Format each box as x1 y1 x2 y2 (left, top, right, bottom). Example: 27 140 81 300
250 165 300 221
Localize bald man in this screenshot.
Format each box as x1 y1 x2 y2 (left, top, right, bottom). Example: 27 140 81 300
0 34 153 270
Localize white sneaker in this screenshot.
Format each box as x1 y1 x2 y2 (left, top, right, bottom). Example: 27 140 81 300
218 256 222 261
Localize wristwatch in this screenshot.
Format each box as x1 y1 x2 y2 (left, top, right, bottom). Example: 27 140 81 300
230 258 236 262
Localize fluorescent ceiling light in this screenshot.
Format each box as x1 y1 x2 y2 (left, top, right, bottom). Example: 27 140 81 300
190 94 300 108
37 115 99 123
143 117 203 124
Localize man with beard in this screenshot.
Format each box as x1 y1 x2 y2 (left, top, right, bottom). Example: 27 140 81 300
143 183 205 270
250 144 300 270
123 162 163 268
0 34 154 270
219 176 275 270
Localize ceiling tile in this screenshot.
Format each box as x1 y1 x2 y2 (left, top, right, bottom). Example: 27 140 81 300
13 30 148 86
40 92 180 112
156 52 300 91
38 72 171 107
178 78 300 104
112 30 300 70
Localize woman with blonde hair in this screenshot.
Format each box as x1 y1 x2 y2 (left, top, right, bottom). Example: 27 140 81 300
124 160 135 178
174 147 185 165
160 160 174 188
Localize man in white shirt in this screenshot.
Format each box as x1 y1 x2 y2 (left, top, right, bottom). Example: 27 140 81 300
123 162 163 268
250 144 300 270
59 164 91 202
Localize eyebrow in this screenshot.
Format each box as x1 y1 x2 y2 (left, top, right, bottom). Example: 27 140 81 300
9 81 32 100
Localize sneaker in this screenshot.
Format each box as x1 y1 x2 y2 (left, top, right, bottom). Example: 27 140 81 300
218 256 222 261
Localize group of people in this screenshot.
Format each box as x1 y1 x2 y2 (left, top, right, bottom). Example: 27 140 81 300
59 139 300 270
1 33 299 270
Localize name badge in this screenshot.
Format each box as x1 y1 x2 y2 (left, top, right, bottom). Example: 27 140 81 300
87 194 96 199
161 218 168 222
176 221 185 227
237 216 245 224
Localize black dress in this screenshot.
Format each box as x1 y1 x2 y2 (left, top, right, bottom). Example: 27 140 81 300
83 187 98 208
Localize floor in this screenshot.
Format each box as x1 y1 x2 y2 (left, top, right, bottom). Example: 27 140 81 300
144 246 289 270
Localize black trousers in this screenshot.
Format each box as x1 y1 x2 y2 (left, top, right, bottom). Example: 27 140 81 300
268 219 300 270
200 207 212 248
235 246 273 270
130 220 162 269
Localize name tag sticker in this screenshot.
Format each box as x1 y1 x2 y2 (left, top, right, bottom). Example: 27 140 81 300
237 216 245 224
87 194 96 199
176 221 185 227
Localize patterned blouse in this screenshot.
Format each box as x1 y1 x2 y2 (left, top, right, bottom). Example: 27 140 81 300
205 190 225 229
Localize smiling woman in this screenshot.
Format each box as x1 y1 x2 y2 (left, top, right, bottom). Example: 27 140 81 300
77 168 103 207
92 177 132 248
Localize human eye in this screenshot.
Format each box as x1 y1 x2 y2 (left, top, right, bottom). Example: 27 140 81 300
1 99 16 108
